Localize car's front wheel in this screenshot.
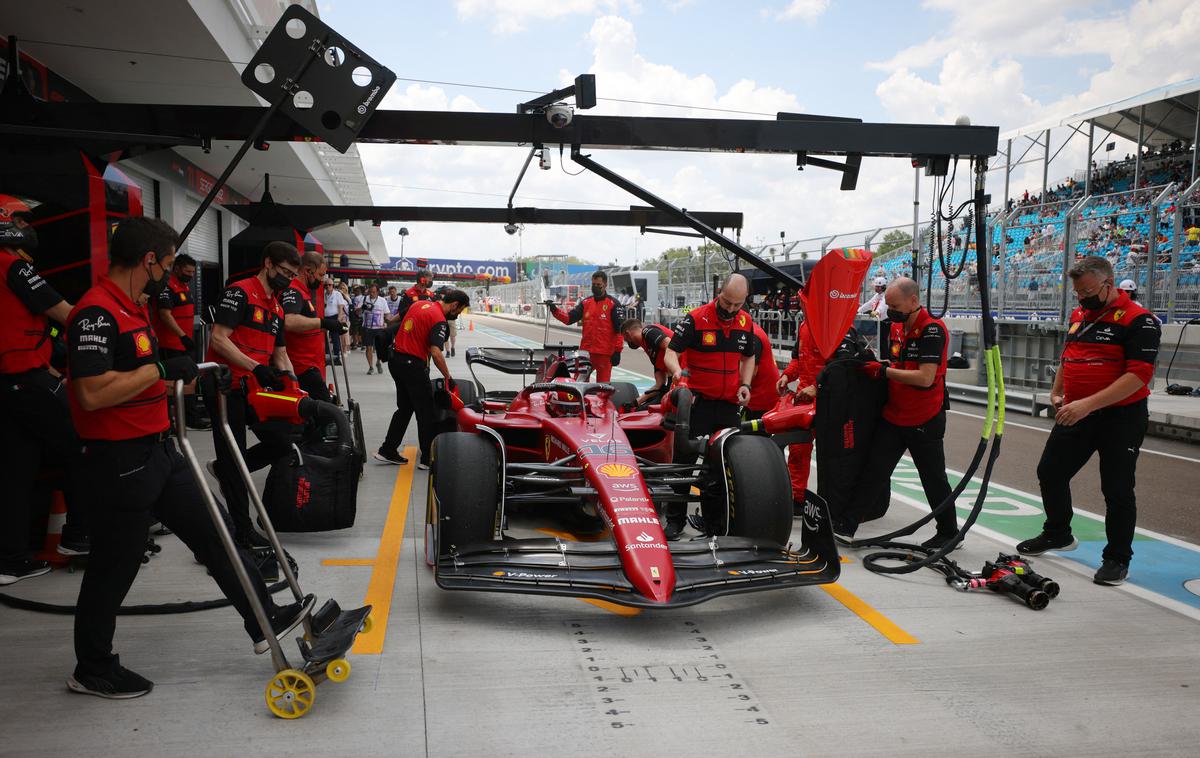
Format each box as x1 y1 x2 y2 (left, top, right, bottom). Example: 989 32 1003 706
425 432 499 565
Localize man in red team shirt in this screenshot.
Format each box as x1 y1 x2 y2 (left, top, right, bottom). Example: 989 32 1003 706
549 270 624 382
153 252 209 429
1017 256 1160 586
280 250 347 402
376 290 470 469
836 277 958 550
64 217 309 700
620 318 683 406
204 241 299 548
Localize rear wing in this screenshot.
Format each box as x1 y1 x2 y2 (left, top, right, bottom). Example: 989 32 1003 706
465 346 592 398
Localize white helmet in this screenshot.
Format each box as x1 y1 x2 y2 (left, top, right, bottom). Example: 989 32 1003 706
872 276 887 287
1118 278 1137 292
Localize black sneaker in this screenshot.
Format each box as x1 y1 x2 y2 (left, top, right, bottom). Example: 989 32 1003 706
58 533 91 557
186 417 212 430
662 514 686 541
832 521 856 546
374 448 408 465
920 531 964 552
1016 532 1078 556
67 664 153 699
0 558 51 585
252 594 316 654
417 454 431 471
1093 559 1128 586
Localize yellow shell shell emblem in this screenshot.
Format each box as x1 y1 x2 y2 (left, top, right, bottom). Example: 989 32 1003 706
403 319 414 332
599 463 636 478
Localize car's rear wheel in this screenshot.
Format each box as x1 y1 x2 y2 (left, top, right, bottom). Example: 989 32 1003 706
706 434 792 545
425 432 500 565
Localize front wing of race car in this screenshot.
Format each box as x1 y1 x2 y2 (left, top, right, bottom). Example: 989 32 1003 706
433 496 841 609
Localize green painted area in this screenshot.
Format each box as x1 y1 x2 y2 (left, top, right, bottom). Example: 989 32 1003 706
890 457 1150 542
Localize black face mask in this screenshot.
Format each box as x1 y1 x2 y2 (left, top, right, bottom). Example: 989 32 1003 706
715 304 738 322
592 285 604 298
267 267 291 293
143 260 168 298
886 308 910 323
176 273 192 284
1079 283 1110 312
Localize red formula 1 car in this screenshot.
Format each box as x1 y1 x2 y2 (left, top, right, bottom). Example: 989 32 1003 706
422 343 840 609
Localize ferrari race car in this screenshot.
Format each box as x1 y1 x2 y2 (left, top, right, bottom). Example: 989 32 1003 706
422 343 841 609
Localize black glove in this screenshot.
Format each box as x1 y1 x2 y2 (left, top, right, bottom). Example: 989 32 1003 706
214 364 233 392
179 335 196 352
158 356 198 383
445 377 457 391
547 303 559 314
252 363 283 390
321 316 347 334
611 351 621 367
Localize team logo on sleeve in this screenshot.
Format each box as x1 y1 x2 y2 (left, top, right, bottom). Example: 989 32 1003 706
252 307 265 323
1112 309 1125 322
738 313 747 327
403 319 414 332
702 332 717 346
1067 322 1080 334
133 330 153 357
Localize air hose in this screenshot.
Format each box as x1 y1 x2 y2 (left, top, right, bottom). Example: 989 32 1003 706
0 551 299 615
855 156 1007 576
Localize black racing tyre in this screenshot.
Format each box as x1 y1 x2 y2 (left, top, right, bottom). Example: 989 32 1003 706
713 434 792 544
609 381 638 410
425 432 499 565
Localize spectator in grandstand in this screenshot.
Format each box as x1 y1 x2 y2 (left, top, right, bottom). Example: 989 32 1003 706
1186 225 1200 247
1017 256 1160 587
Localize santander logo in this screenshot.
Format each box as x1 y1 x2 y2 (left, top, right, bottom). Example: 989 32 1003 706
635 532 655 543
828 289 858 300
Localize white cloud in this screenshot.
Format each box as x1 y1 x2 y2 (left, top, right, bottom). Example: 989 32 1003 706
777 0 829 23
454 0 641 34
353 15 926 268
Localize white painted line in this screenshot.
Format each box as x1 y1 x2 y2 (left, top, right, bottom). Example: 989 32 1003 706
948 409 1200 464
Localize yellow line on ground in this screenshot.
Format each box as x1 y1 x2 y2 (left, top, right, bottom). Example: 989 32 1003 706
322 558 376 567
352 446 417 655
820 583 920 645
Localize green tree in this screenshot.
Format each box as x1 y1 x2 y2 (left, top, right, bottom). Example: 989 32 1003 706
876 229 912 257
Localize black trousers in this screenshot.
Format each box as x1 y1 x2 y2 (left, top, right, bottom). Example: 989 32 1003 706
160 347 206 422
201 382 289 540
0 369 87 560
73 437 275 676
1037 399 1147 563
668 397 741 520
383 354 436 459
846 411 957 535
297 366 332 403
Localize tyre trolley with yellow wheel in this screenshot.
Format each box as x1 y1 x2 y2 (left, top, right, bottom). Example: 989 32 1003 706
176 364 372 719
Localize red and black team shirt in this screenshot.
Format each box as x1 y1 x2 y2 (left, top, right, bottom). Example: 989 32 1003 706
278 278 325 375
0 249 63 374
667 302 756 403
884 307 949 426
395 285 435 320
205 275 286 381
1061 290 1159 406
552 294 624 354
748 323 780 412
393 300 449 361
153 274 195 352
67 277 167 440
640 322 679 373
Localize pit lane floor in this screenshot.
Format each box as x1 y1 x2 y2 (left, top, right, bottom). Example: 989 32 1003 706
2 315 1198 757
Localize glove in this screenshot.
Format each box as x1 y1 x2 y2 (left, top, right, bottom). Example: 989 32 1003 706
321 316 347 333
859 360 889 380
214 364 233 392
157 356 198 383
611 351 621 367
179 335 196 352
547 303 559 314
445 377 457 391
253 364 283 390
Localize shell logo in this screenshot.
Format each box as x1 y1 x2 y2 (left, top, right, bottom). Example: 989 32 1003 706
403 319 414 332
891 341 901 357
134 331 153 357
599 463 636 478
701 332 717 345
252 307 265 323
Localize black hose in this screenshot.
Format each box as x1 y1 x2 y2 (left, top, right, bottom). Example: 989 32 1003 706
0 577 293 615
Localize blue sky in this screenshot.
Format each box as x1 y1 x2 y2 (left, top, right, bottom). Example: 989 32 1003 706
320 0 1199 264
